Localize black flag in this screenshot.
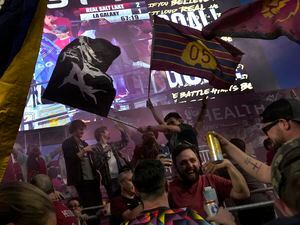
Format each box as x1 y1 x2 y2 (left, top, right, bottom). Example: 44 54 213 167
43 36 120 117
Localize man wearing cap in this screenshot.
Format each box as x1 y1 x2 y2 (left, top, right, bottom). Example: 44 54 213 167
207 137 300 225
214 98 300 184
138 98 207 153
138 112 199 153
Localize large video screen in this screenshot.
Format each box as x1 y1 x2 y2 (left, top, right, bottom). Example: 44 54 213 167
21 0 266 131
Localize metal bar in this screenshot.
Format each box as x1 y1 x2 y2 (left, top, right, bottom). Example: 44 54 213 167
107 116 138 130
82 205 104 211
87 215 98 220
226 201 274 212
250 187 274 194
147 69 152 98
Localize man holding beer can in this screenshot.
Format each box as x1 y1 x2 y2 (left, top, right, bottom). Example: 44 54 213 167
207 137 300 225
168 143 250 218
213 98 300 184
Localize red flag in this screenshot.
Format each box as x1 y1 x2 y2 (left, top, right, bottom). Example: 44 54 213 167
202 0 300 44
151 16 243 89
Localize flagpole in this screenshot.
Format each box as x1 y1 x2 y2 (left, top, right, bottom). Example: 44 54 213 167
147 69 152 98
107 116 138 130
148 16 156 99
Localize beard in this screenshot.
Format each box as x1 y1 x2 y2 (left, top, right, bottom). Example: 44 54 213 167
178 167 201 186
272 141 282 151
143 138 155 146
271 135 286 151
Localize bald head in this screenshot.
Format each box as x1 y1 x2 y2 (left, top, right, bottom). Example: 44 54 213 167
31 174 54 195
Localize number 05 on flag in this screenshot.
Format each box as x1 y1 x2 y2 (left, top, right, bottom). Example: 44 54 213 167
150 16 244 89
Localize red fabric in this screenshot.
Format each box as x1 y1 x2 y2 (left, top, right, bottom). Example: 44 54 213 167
266 150 276 166
168 174 232 217
52 178 66 192
203 0 300 44
110 195 141 225
54 17 73 36
2 157 16 183
151 16 243 89
110 195 128 217
53 201 78 225
54 37 73 49
27 157 47 181
44 17 73 36
131 144 159 166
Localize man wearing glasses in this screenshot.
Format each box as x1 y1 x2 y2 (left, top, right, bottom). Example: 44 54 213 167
214 98 300 184
207 137 300 225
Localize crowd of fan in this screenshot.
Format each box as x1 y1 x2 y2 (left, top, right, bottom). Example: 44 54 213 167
1 98 300 225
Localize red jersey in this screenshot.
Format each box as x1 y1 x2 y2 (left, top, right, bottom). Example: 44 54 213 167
168 174 232 217
53 201 78 225
2 157 16 183
27 157 47 182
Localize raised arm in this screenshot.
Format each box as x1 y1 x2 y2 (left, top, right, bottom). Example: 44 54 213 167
138 124 181 134
226 160 250 199
110 123 129 151
203 159 250 200
48 146 63 159
146 98 165 125
44 146 63 164
215 132 272 184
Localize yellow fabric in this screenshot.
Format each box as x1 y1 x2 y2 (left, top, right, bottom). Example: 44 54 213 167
0 0 47 182
181 40 217 70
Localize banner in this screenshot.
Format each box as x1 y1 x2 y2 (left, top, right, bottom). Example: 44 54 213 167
0 0 47 181
203 0 300 44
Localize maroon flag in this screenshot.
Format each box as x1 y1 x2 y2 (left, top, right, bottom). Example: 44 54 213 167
150 16 243 89
202 0 300 44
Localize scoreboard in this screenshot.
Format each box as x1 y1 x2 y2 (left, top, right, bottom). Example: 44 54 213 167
79 1 149 22
22 0 261 132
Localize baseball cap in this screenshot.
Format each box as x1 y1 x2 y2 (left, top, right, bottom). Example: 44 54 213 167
271 136 300 196
261 98 300 123
164 112 182 122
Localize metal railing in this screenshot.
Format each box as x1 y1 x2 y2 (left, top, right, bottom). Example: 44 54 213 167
227 200 274 212
81 181 276 220
250 187 273 194
82 205 104 211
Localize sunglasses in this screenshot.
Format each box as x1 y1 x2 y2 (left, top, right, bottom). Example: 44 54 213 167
262 120 279 134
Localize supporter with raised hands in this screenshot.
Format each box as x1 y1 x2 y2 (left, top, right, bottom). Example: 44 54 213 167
141 97 207 153
213 131 273 184
168 143 249 217
214 98 300 184
208 137 300 225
